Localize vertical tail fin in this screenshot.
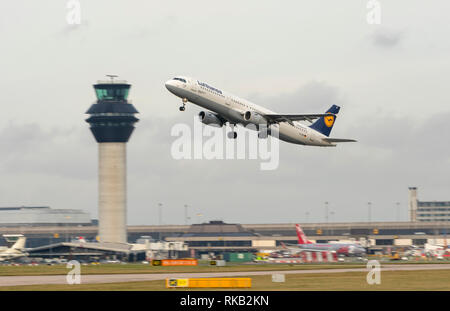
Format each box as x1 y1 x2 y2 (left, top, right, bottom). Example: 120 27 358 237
295 224 312 244
11 237 26 250
309 105 340 137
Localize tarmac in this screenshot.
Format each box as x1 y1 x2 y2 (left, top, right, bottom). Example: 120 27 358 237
0 264 450 287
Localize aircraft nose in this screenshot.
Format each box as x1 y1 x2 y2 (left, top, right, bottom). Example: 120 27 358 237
165 79 176 90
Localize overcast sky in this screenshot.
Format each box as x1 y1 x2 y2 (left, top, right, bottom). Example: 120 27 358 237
0 1 449 225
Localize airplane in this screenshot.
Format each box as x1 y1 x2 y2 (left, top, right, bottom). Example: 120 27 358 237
283 224 367 256
165 76 356 146
423 239 449 258
0 234 27 262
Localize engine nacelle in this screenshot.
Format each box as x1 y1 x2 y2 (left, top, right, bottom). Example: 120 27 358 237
198 111 224 127
243 111 267 125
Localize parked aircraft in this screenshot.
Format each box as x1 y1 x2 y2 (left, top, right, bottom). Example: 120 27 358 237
0 234 27 262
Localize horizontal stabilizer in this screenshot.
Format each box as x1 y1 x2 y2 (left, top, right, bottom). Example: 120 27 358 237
323 138 357 143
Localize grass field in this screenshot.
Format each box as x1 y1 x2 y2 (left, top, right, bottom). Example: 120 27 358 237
1 269 449 291
0 261 448 276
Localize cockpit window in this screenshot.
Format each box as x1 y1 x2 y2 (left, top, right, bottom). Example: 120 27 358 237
173 77 187 83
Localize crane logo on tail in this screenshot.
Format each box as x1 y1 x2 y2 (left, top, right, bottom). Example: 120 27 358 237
324 114 335 128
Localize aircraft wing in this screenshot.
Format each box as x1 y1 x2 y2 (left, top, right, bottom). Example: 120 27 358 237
263 113 335 124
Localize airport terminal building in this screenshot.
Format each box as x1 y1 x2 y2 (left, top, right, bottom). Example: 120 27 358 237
0 206 92 227
409 187 450 222
2 220 450 256
416 201 450 222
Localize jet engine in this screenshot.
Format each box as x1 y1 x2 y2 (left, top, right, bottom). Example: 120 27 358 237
198 111 224 127
243 111 267 125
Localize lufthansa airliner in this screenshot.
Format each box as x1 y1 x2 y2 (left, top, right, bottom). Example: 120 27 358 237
165 76 356 146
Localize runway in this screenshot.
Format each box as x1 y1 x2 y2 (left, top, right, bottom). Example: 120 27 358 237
1 264 449 287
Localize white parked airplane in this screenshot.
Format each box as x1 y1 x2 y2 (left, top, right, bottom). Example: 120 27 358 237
0 235 27 262
165 76 356 146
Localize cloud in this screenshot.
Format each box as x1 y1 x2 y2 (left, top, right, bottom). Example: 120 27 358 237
352 112 449 156
249 81 345 112
0 122 95 179
370 29 404 48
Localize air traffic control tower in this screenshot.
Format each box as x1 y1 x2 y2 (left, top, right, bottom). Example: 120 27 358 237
85 76 139 243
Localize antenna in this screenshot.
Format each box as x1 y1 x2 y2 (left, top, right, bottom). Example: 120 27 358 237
106 74 118 83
